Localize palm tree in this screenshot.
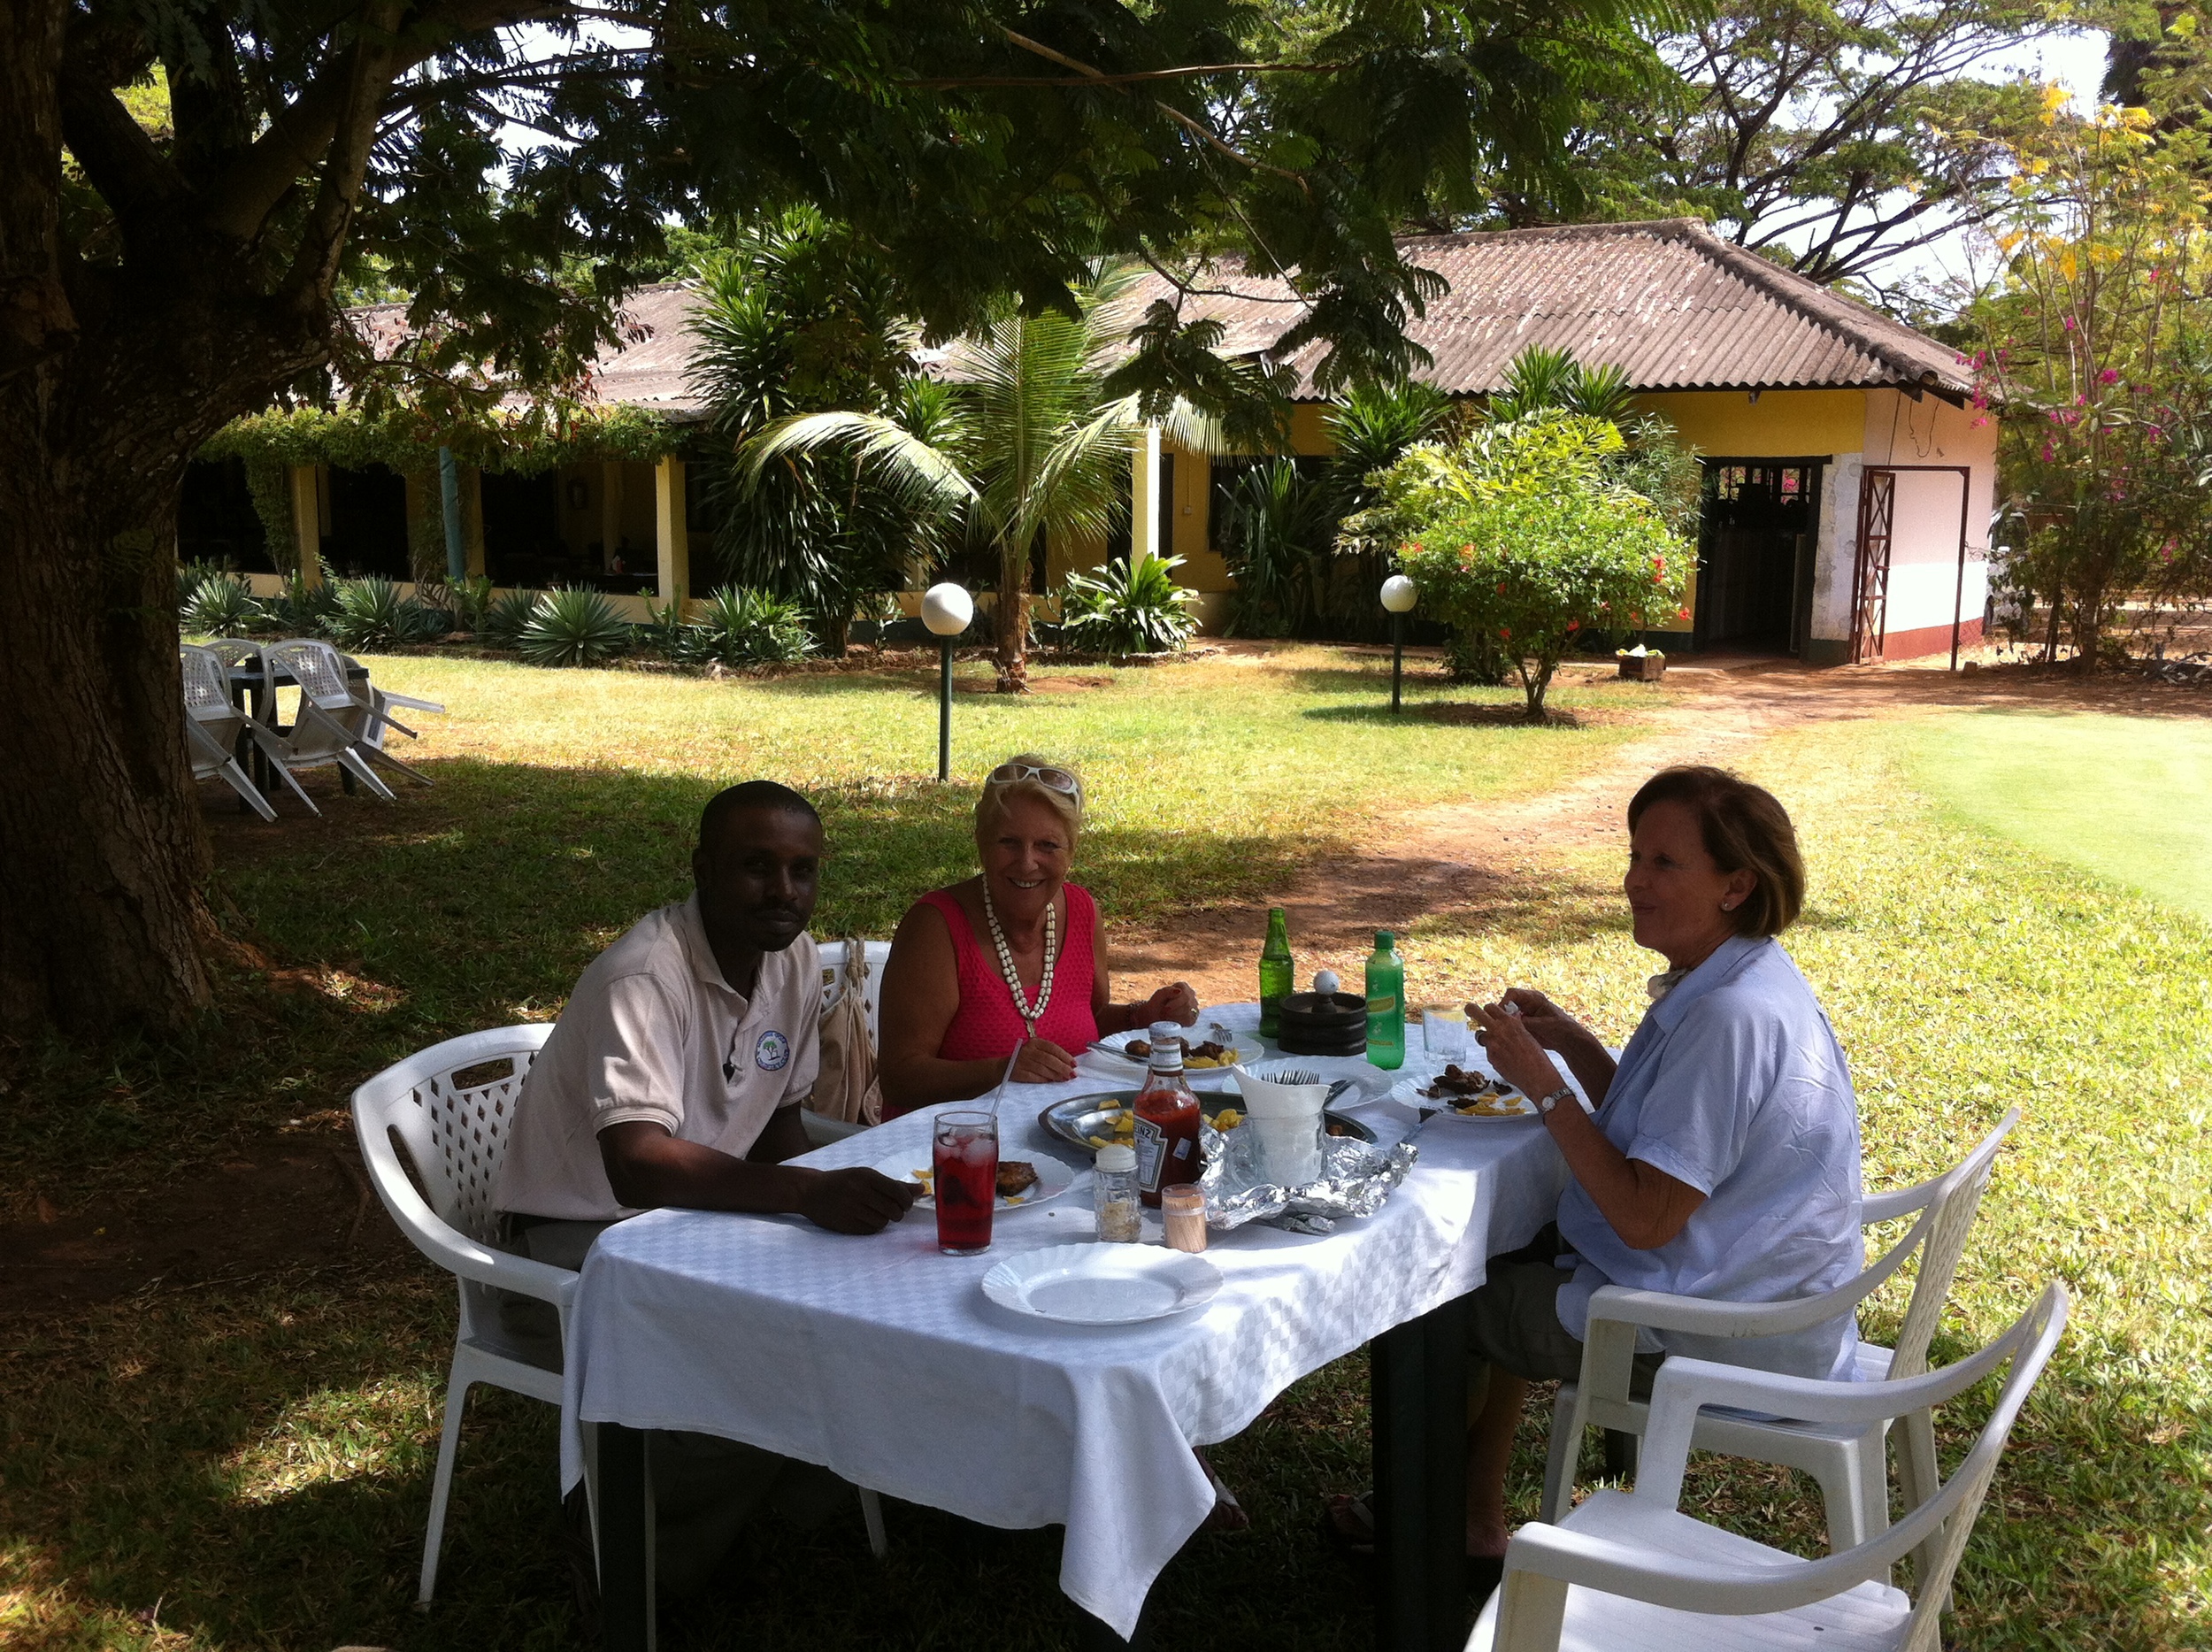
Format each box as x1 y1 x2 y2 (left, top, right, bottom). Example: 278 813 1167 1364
738 263 1201 691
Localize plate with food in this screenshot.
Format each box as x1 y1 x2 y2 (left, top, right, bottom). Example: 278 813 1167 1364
1394 1065 1540 1119
1039 1091 1377 1154
872 1149 1076 1210
1088 1025 1256 1078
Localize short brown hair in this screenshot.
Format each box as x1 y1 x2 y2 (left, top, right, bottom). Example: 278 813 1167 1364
1626 766 1805 936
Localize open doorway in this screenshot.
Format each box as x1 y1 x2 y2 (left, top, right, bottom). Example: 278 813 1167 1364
1694 459 1823 655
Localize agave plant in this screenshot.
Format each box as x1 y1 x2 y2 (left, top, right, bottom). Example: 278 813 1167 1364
690 585 815 665
254 569 341 636
1056 555 1199 656
175 558 224 613
633 592 694 661
324 576 447 649
180 571 262 636
483 588 543 648
518 586 631 667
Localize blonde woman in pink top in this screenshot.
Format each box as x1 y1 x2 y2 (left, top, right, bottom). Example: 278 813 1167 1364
878 755 1198 1118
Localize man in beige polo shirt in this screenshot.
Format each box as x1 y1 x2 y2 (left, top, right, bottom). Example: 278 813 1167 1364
494 778 916 1600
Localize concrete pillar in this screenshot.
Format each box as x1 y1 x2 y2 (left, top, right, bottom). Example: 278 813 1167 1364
602 460 626 572
288 464 323 586
655 456 688 603
1131 425 1162 565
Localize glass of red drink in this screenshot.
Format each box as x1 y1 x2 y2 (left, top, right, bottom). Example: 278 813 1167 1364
933 1110 999 1255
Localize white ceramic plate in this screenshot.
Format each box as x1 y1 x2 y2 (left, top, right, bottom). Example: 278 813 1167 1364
872 1149 1075 1210
1391 1076 1538 1119
1091 1026 1255 1082
981 1243 1223 1325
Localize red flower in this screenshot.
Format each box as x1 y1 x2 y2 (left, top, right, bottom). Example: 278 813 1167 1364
1567 619 1579 632
1496 581 1507 594
1676 607 1691 621
1498 626 1511 639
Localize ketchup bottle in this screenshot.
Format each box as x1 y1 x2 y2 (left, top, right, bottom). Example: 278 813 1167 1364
1133 1019 1202 1208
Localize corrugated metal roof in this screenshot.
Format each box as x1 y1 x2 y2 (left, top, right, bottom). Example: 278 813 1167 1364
1132 219 1972 399
345 282 713 422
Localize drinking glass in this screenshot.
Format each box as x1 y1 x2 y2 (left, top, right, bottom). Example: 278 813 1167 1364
933 1110 998 1255
1422 1005 1470 1064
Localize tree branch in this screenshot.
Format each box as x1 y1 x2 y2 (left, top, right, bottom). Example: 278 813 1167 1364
903 60 1347 89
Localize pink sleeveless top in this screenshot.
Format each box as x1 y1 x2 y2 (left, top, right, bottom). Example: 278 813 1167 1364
893 884 1100 1118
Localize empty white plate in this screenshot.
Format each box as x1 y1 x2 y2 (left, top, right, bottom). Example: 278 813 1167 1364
982 1243 1223 1325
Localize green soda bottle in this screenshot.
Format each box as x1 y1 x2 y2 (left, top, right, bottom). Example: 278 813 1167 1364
1258 907 1294 1038
1364 931 1405 1070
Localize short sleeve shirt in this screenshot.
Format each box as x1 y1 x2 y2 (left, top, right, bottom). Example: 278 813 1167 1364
495 895 822 1222
1555 934 1865 1379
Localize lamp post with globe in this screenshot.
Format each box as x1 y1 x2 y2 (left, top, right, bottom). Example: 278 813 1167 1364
922 582 973 780
1380 574 1417 712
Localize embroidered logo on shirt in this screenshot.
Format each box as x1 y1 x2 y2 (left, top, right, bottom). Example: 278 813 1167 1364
754 1028 791 1072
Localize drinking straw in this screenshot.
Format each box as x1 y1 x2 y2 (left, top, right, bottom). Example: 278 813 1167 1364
987 1042 1024 1120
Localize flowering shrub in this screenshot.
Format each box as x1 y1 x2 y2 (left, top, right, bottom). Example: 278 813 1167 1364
1393 415 1690 718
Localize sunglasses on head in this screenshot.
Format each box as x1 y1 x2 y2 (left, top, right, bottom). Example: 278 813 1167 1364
988 763 1081 799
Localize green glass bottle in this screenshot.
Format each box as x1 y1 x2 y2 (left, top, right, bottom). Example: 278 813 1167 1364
1364 931 1405 1070
1258 907 1294 1038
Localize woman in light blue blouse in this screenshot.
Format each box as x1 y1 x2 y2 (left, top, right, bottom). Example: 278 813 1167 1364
1460 765 1863 1590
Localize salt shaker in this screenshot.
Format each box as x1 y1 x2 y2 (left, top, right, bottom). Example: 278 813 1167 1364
1161 1183 1209 1254
1094 1144 1141 1242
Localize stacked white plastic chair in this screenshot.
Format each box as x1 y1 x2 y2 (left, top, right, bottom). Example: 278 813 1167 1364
179 644 276 820
353 1023 892 1602
1543 1109 2019 1555
247 638 399 811
1470 1282 2069 1652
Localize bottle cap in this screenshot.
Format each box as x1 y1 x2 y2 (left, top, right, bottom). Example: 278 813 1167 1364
1148 1019 1183 1044
1376 930 1395 949
1095 1144 1137 1172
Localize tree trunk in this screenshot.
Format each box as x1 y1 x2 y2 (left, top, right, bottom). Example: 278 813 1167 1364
994 544 1029 693
0 423 216 1035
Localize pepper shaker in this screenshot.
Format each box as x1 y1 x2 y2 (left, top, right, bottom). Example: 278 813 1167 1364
1094 1145 1141 1242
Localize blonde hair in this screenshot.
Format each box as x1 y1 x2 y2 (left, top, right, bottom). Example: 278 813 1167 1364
975 753 1085 853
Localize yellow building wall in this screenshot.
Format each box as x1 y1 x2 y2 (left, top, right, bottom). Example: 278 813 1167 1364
1631 389 1868 458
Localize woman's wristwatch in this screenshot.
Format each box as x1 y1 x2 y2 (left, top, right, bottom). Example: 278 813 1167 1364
1536 1086 1576 1116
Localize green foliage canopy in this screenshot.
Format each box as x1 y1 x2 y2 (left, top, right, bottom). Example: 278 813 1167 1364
1392 412 1693 716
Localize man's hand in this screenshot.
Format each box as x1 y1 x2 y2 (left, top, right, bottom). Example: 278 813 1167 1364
796 1167 921 1234
1134 982 1199 1027
1010 1036 1078 1084
1469 999 1567 1101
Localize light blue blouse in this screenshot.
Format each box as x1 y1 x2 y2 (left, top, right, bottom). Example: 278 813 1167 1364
1555 934 1865 1379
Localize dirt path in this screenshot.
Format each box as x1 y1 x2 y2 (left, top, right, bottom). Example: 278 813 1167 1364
1111 655 2212 1001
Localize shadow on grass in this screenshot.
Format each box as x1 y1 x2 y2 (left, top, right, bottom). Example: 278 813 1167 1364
1302 701 1583 730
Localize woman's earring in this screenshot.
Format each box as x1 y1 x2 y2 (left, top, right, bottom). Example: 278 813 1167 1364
1720 899 1737 911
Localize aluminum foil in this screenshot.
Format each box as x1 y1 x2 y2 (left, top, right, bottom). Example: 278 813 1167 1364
1196 1119 1418 1233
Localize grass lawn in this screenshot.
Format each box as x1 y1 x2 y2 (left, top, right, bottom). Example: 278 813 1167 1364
1902 710 2212 926
4 653 2208 1649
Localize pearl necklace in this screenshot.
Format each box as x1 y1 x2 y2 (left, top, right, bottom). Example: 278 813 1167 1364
981 880 1057 1037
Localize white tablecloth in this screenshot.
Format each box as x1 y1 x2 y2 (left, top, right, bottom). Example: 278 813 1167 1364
559 1005 1570 1639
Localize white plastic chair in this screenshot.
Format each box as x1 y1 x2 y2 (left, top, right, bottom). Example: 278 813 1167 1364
1470 1281 2069 1652
354 1023 892 1601
249 639 399 811
1542 1109 2020 1555
801 940 892 1148
352 1025 566 1604
338 649 447 770
180 645 276 820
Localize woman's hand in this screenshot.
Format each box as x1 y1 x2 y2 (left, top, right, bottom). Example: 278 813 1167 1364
1491 988 1592 1055
1468 1000 1568 1101
1010 1036 1079 1085
1132 982 1199 1027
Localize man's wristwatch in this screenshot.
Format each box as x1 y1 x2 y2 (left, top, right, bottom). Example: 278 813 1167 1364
1536 1086 1575 1116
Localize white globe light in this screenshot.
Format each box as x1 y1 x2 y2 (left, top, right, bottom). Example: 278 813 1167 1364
1380 574 1417 614
921 581 974 637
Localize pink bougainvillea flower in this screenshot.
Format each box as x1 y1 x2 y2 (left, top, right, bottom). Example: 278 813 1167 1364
2062 315 2078 331
2098 368 2120 384
2040 444 2055 462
